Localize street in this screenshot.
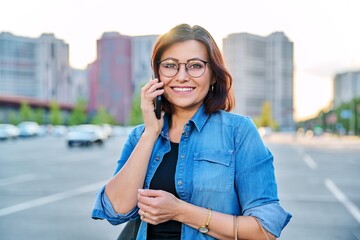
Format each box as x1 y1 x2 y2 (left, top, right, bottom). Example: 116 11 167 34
0 133 359 239
265 133 360 240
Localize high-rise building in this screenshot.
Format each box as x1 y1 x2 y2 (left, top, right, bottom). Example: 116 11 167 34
131 35 159 92
0 32 77 105
333 71 360 107
70 68 88 103
88 32 132 124
223 31 294 130
37 33 71 104
0 32 38 97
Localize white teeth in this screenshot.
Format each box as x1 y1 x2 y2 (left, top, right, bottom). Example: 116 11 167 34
173 87 193 92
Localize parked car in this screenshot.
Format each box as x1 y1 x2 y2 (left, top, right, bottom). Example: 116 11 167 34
258 127 272 137
0 124 20 140
101 124 113 139
52 125 68 137
66 124 105 147
17 121 40 137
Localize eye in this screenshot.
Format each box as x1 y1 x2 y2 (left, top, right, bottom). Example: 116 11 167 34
161 61 178 69
187 61 204 69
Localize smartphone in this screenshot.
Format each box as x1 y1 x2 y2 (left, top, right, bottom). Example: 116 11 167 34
153 74 162 119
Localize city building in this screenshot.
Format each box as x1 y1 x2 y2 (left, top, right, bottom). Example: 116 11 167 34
70 68 88 103
37 33 71 104
131 35 159 92
333 71 360 107
0 32 72 103
0 32 87 123
0 32 38 98
88 32 132 124
223 31 294 130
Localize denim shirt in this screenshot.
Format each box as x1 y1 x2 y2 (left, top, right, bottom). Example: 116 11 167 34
91 105 292 239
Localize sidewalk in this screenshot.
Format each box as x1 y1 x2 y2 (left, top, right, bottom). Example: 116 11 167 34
263 132 360 149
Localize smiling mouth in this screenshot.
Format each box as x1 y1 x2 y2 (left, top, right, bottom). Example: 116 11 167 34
172 87 195 92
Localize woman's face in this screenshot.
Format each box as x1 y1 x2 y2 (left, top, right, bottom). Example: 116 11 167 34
159 40 213 113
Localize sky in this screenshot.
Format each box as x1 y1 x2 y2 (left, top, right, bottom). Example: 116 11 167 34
1 0 360 121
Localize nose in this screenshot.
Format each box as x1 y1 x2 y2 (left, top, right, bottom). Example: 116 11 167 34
176 63 189 82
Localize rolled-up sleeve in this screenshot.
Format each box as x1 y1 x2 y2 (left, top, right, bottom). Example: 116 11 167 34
243 203 292 238
91 185 139 225
91 127 143 225
236 118 291 237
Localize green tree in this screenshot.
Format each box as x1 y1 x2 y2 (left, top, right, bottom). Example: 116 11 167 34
68 100 87 125
91 107 116 125
128 92 143 126
34 108 46 125
19 101 34 122
254 101 278 130
49 101 63 125
8 111 20 125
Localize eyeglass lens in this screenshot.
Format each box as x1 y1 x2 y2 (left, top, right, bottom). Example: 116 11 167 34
159 59 207 78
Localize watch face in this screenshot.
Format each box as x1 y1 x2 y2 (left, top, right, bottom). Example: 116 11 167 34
198 226 209 233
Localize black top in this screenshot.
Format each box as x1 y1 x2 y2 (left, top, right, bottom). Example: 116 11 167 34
147 142 181 240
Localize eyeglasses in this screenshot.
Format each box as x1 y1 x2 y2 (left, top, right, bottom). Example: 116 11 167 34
158 58 209 78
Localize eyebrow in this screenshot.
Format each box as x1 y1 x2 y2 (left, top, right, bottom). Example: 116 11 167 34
160 57 207 62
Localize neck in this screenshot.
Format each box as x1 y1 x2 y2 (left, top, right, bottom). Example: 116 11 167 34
171 107 197 129
169 107 198 143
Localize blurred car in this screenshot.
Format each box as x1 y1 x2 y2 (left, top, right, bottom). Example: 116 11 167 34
0 124 20 140
258 127 272 137
111 125 135 137
101 124 112 139
52 125 68 137
17 121 40 137
66 124 105 147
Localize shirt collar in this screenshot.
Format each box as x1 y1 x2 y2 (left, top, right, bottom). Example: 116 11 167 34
160 104 210 138
189 104 210 132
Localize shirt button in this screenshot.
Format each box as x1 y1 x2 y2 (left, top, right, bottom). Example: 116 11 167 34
180 155 185 159
155 156 160 161
177 180 182 185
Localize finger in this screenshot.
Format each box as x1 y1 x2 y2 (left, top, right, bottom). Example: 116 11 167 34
141 83 163 103
139 209 147 218
146 83 164 96
140 214 154 224
138 189 164 197
141 79 157 95
144 78 161 90
139 209 156 223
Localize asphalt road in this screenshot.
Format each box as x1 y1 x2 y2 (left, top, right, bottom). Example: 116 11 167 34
265 133 360 240
0 133 359 240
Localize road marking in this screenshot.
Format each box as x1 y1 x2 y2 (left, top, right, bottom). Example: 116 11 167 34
0 180 106 217
303 154 317 169
324 178 360 224
0 174 37 187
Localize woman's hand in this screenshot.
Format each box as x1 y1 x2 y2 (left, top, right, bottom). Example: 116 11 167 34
137 189 183 225
140 78 164 135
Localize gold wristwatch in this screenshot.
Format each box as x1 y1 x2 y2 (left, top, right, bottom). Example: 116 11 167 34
198 208 212 233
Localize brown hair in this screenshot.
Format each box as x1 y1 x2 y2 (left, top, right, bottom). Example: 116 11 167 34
151 23 234 114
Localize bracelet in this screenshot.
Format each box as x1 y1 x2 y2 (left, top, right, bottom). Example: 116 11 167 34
198 208 212 233
253 217 270 240
233 215 238 240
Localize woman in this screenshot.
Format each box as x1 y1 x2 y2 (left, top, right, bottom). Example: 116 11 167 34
92 23 291 240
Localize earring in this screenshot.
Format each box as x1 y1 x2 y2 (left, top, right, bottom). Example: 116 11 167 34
211 85 214 92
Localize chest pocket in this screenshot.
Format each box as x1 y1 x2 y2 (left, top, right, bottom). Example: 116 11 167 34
193 149 234 192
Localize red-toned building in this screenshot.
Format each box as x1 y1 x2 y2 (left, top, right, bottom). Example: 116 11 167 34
88 32 133 124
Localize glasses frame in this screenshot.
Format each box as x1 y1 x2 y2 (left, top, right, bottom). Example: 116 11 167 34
157 58 209 78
